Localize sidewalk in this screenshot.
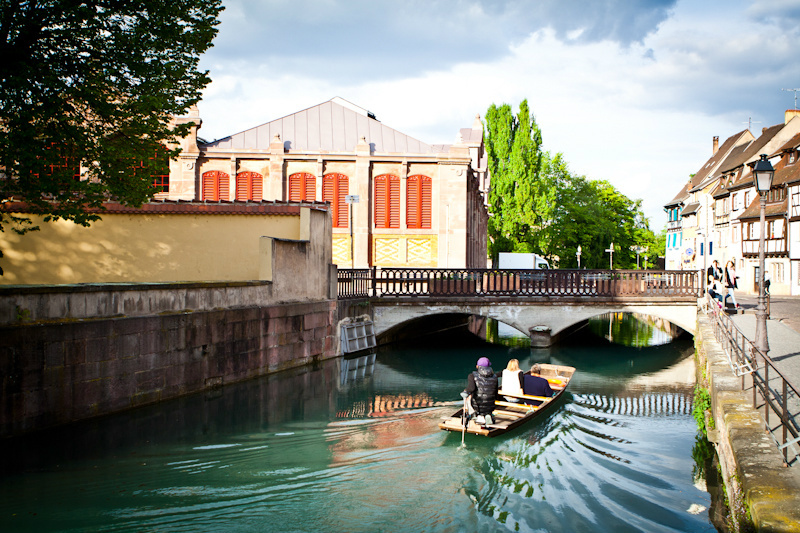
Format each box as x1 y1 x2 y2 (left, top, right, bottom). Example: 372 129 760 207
731 294 800 387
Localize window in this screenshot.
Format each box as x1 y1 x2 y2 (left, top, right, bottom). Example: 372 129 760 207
288 173 316 201
202 170 229 201
132 147 170 193
235 172 263 201
406 174 432 229
745 191 752 207
374 174 400 228
36 143 80 182
322 173 349 228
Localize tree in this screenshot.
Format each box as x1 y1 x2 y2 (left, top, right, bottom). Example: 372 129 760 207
0 0 223 273
484 100 553 264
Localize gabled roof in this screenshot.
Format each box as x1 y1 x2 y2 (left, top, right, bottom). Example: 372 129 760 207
689 130 753 192
772 131 800 156
719 123 783 173
664 182 689 208
737 196 787 220
201 97 436 154
681 202 700 216
773 160 800 187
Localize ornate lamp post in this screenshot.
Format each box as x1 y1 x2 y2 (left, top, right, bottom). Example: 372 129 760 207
576 245 582 269
752 154 774 355
605 243 614 270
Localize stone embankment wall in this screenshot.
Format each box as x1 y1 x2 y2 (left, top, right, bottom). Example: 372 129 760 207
0 283 337 438
695 314 800 532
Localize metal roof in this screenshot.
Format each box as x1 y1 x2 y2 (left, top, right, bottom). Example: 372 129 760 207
201 97 437 154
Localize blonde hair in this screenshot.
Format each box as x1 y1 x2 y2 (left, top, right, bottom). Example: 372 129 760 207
506 359 520 371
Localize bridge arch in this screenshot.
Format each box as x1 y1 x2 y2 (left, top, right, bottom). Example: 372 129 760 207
371 300 698 346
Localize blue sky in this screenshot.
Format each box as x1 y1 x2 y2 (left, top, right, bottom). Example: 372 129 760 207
196 0 800 230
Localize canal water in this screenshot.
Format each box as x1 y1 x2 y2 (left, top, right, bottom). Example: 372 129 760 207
0 316 718 533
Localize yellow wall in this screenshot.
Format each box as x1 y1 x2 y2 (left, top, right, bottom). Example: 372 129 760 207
1 213 304 285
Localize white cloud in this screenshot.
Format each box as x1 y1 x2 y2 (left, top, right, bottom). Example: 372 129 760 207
196 0 800 232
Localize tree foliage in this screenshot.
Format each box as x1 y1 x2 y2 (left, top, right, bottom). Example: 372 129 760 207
0 0 223 240
485 100 554 264
485 99 658 269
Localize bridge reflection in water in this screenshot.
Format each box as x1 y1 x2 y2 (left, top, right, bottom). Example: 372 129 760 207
0 314 718 533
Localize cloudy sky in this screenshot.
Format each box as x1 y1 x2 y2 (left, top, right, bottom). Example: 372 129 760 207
196 0 800 229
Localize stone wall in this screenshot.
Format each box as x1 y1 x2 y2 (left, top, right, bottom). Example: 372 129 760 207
695 315 800 532
0 297 336 438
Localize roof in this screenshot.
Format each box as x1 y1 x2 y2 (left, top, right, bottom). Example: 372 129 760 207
737 196 787 220
689 130 752 192
2 200 331 216
201 97 437 154
664 182 689 208
719 123 783 173
772 131 800 156
773 160 800 187
681 202 700 216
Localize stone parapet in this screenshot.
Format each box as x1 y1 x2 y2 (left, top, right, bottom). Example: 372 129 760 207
695 315 800 532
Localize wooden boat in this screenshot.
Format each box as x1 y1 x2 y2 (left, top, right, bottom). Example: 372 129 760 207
438 363 576 437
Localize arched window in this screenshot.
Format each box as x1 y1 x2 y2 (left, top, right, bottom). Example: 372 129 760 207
406 174 432 229
236 171 263 201
323 173 349 228
288 172 316 201
202 170 229 201
374 174 400 229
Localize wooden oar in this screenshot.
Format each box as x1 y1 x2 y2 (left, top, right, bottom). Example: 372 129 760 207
460 394 469 448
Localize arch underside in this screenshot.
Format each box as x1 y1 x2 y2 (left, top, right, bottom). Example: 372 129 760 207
372 302 698 339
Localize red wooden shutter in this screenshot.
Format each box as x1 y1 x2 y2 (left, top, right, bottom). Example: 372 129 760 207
323 173 349 228
406 175 431 229
374 174 399 228
289 173 316 201
337 174 349 228
375 175 387 228
202 171 229 201
236 172 263 201
420 175 431 229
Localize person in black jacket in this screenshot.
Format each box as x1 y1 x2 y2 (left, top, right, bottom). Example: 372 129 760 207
463 357 498 426
522 363 553 406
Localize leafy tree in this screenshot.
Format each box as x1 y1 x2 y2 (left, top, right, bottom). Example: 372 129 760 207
0 0 223 273
484 100 554 264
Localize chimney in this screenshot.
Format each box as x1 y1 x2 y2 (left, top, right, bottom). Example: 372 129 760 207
713 136 719 155
786 109 800 124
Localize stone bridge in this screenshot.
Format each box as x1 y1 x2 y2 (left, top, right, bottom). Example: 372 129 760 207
338 268 701 347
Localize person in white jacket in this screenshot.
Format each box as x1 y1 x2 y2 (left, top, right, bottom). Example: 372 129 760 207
501 359 524 402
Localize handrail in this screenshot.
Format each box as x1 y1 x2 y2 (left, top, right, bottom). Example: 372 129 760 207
703 294 800 466
337 268 700 299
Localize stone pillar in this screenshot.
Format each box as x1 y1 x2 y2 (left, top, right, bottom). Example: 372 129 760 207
529 325 552 348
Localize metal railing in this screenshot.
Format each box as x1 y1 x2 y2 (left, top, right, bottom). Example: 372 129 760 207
337 268 700 299
703 294 800 466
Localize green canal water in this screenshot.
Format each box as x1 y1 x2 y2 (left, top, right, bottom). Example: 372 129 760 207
0 316 718 532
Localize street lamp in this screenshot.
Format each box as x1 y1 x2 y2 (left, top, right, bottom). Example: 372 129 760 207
576 245 582 269
752 154 774 355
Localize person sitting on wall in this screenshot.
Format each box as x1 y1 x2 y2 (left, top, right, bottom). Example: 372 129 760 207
522 363 554 406
707 274 724 308
462 357 499 427
501 359 524 403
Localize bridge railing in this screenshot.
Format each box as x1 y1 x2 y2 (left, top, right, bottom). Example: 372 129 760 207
337 268 700 299
703 294 800 466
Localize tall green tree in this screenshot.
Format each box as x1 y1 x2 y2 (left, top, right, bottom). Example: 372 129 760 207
484 100 553 264
0 0 223 271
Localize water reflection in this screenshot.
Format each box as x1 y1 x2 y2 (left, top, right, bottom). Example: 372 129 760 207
0 327 714 533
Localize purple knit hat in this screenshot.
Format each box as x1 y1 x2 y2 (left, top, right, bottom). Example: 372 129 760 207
477 357 491 367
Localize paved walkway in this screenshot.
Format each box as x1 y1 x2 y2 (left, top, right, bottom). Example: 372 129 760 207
730 294 800 386
723 294 800 467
